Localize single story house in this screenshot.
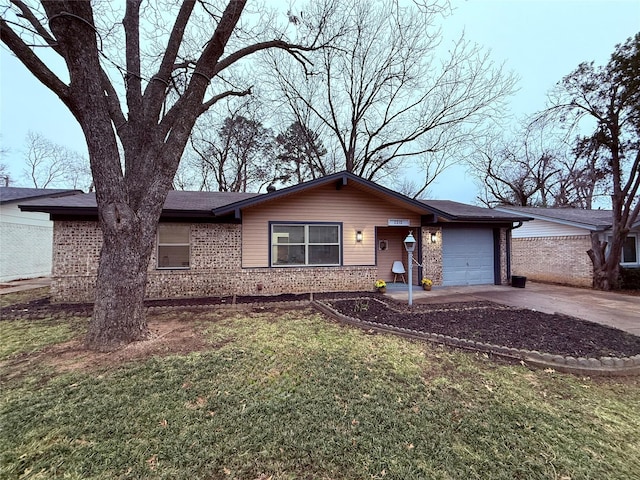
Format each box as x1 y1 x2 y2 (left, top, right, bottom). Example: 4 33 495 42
496 206 640 287
20 172 529 302
0 186 82 282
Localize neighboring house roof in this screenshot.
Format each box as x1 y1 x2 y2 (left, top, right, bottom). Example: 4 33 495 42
0 187 82 204
495 206 619 231
19 172 531 224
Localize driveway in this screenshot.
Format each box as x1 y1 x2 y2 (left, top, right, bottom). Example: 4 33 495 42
387 282 640 336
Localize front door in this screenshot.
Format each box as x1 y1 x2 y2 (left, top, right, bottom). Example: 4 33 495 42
376 227 420 284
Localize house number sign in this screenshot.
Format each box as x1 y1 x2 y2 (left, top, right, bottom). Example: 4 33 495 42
387 219 410 226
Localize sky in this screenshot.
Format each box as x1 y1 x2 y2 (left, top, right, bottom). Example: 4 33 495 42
1 0 639 203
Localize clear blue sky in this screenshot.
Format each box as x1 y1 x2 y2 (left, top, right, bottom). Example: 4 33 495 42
1 0 639 202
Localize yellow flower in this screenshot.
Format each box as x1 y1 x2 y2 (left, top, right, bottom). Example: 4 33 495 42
374 279 386 288
421 278 433 286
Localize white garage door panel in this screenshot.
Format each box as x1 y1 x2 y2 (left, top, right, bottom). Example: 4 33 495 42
442 228 495 286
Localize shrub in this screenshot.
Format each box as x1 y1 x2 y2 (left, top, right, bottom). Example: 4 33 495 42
620 267 640 289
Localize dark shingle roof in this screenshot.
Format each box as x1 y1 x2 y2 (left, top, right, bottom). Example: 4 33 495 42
0 187 82 204
17 172 531 225
419 200 532 222
496 206 614 230
19 190 260 217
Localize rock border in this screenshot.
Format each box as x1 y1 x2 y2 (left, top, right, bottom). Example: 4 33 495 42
312 297 640 377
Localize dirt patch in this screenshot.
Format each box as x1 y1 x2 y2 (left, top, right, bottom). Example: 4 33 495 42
0 314 210 381
325 296 640 358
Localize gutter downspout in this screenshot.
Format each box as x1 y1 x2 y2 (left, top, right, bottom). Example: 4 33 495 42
506 221 524 281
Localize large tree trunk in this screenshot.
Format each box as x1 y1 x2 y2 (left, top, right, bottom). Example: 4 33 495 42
85 200 162 350
587 232 621 290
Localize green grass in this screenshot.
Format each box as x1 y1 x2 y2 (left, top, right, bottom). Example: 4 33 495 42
1 307 639 479
0 318 86 360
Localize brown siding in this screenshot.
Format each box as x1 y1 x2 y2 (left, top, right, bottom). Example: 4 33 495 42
241 183 421 267
512 235 593 287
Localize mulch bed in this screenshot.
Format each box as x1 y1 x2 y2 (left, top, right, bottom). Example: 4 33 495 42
324 296 640 359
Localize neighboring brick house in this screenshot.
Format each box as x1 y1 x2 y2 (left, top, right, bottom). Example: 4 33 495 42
20 172 528 302
0 187 82 282
496 206 640 287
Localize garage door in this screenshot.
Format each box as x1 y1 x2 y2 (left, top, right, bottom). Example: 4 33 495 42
442 228 495 286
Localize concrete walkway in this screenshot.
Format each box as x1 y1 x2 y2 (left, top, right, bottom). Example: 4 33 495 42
0 277 51 295
387 282 640 336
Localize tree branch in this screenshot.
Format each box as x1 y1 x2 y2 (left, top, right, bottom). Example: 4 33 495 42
0 17 70 106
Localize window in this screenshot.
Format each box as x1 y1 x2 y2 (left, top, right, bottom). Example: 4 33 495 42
157 224 190 268
271 223 341 266
622 235 638 264
607 234 639 265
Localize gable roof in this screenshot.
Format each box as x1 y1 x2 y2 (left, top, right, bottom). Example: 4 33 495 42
18 171 530 224
212 171 529 223
0 187 82 205
495 206 616 231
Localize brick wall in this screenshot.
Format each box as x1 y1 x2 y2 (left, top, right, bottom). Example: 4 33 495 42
421 227 442 285
511 235 593 287
52 221 378 303
52 221 513 302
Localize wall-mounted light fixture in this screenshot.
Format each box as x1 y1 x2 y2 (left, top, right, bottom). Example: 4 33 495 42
430 232 437 244
356 230 363 243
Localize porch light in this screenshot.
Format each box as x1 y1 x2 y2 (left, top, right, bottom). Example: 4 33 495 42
430 232 437 244
356 230 363 243
404 231 416 306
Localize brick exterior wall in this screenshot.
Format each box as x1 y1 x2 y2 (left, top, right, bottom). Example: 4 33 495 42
421 227 442 285
51 221 378 303
52 221 513 302
511 235 593 287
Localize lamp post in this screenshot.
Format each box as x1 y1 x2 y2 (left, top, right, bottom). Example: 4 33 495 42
403 231 416 306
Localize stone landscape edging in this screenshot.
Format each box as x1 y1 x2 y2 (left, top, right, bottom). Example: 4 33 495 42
312 297 640 377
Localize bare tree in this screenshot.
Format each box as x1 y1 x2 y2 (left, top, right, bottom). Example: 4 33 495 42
470 122 564 207
1 0 333 349
21 131 90 189
542 33 640 290
266 0 516 188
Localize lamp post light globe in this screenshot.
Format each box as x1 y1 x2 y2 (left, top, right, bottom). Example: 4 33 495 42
403 231 416 252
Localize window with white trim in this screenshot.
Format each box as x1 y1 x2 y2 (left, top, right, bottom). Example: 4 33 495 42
621 234 638 265
157 224 190 269
271 223 341 266
607 233 639 266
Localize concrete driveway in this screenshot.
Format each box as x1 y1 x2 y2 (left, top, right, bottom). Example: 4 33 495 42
387 282 640 336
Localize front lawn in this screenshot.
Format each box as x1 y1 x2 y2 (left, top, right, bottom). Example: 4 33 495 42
1 304 639 479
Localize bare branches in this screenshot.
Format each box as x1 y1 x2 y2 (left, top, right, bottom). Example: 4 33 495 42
0 14 69 105
267 0 516 183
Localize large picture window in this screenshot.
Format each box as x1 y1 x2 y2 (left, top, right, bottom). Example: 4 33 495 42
157 224 190 269
271 223 341 266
